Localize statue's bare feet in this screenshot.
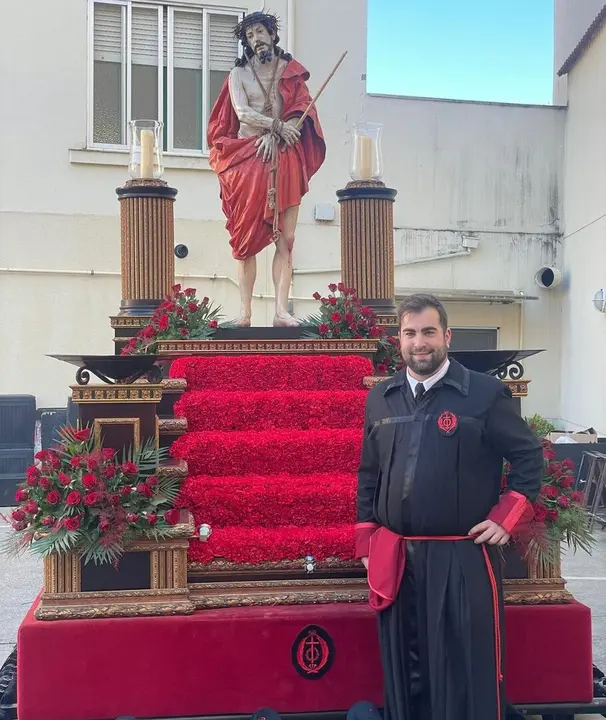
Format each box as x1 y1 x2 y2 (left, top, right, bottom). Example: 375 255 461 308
273 312 300 327
233 314 252 327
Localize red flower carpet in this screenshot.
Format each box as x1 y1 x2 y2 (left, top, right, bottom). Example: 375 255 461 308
170 355 373 566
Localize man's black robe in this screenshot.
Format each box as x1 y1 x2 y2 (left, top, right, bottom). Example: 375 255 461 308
356 359 543 720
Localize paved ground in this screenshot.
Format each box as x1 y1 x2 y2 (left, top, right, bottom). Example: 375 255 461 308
1 510 605 719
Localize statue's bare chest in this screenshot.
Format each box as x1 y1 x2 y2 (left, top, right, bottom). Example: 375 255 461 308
237 61 285 116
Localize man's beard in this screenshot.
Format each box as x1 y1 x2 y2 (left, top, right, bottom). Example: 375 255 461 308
403 345 448 377
255 46 274 63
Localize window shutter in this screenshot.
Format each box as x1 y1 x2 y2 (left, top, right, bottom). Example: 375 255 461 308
132 6 160 66
174 11 203 70
94 2 123 64
209 13 240 71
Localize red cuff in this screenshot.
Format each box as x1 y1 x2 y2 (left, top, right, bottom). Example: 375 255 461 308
487 490 534 534
355 522 379 559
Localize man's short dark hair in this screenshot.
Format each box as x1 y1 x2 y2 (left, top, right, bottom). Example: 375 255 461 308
397 293 448 333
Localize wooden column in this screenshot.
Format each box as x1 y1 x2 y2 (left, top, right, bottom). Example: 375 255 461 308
116 179 178 317
336 180 398 323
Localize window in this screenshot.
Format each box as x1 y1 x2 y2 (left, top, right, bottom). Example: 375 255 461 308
89 0 242 154
449 328 498 352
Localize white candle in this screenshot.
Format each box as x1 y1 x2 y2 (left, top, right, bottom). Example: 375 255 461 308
358 135 372 180
140 129 154 178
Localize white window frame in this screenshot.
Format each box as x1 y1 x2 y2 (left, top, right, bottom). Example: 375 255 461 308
87 0 243 156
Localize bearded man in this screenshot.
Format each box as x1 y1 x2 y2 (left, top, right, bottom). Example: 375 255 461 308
356 293 544 720
207 12 326 327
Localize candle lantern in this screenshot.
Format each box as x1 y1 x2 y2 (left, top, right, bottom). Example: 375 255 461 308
128 119 164 180
350 122 384 182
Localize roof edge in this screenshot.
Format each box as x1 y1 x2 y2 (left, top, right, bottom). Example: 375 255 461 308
558 4 606 76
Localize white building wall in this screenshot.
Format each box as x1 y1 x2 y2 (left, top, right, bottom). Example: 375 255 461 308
1 0 564 417
560 25 606 433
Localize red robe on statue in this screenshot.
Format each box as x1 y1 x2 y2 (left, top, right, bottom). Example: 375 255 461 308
207 59 326 261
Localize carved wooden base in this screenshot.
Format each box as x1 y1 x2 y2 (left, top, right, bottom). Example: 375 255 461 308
503 578 574 605
189 577 369 609
156 338 379 358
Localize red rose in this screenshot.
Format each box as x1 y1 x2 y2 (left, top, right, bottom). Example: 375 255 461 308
546 508 559 521
11 509 25 522
64 516 81 532
49 453 61 470
370 326 381 338
23 500 38 515
127 513 140 523
376 363 388 374
99 518 111 533
26 465 40 480
146 475 158 487
158 314 169 331
46 490 61 506
120 485 133 496
84 492 100 507
533 503 548 521
103 465 116 479
82 473 97 490
344 313 354 323
320 297 328 305
121 461 138 475
66 491 82 506
328 297 337 306
70 456 81 468
313 292 321 300
87 457 99 471
542 485 559 499
543 447 556 461
146 512 158 526
561 458 575 470
164 509 180 525
74 428 91 442
187 302 198 312
202 297 209 305
330 312 342 323
26 473 39 488
328 283 337 292
557 495 570 509
172 283 182 294
35 450 50 462
42 516 55 527
58 472 72 486
110 494 121 505
318 323 330 335
101 448 115 461
185 288 196 296
559 476 574 488
337 282 345 291
208 320 218 329
39 477 52 489
15 488 28 502
570 490 584 503
179 328 188 337
136 483 153 498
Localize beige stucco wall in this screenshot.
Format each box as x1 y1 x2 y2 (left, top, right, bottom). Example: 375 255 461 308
1 0 564 415
560 24 606 434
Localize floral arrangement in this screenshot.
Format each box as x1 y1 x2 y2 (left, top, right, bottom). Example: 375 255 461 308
121 284 222 355
2 426 181 565
306 283 403 374
504 418 594 569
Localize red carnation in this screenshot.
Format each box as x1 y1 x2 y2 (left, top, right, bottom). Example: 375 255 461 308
164 509 180 525
84 492 100 507
533 503 548 521
121 461 138 475
82 473 97 490
46 490 61 506
15 488 28 502
344 313 354 323
313 292 321 300
39 477 51 490
99 518 111 533
74 428 91 442
58 472 72 486
136 483 153 498
158 314 170 331
64 516 81 532
23 500 38 515
42 516 55 527
557 495 570 509
328 283 337 292
127 513 140 523
66 491 82 506
11 509 25 522
146 512 158 526
330 312 342 323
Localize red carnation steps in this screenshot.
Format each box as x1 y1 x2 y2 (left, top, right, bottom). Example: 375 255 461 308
169 354 373 391
168 355 370 568
188 524 356 565
171 429 363 476
175 390 367 431
180 473 356 527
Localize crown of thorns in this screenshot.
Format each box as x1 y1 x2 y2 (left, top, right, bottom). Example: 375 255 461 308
233 12 279 42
